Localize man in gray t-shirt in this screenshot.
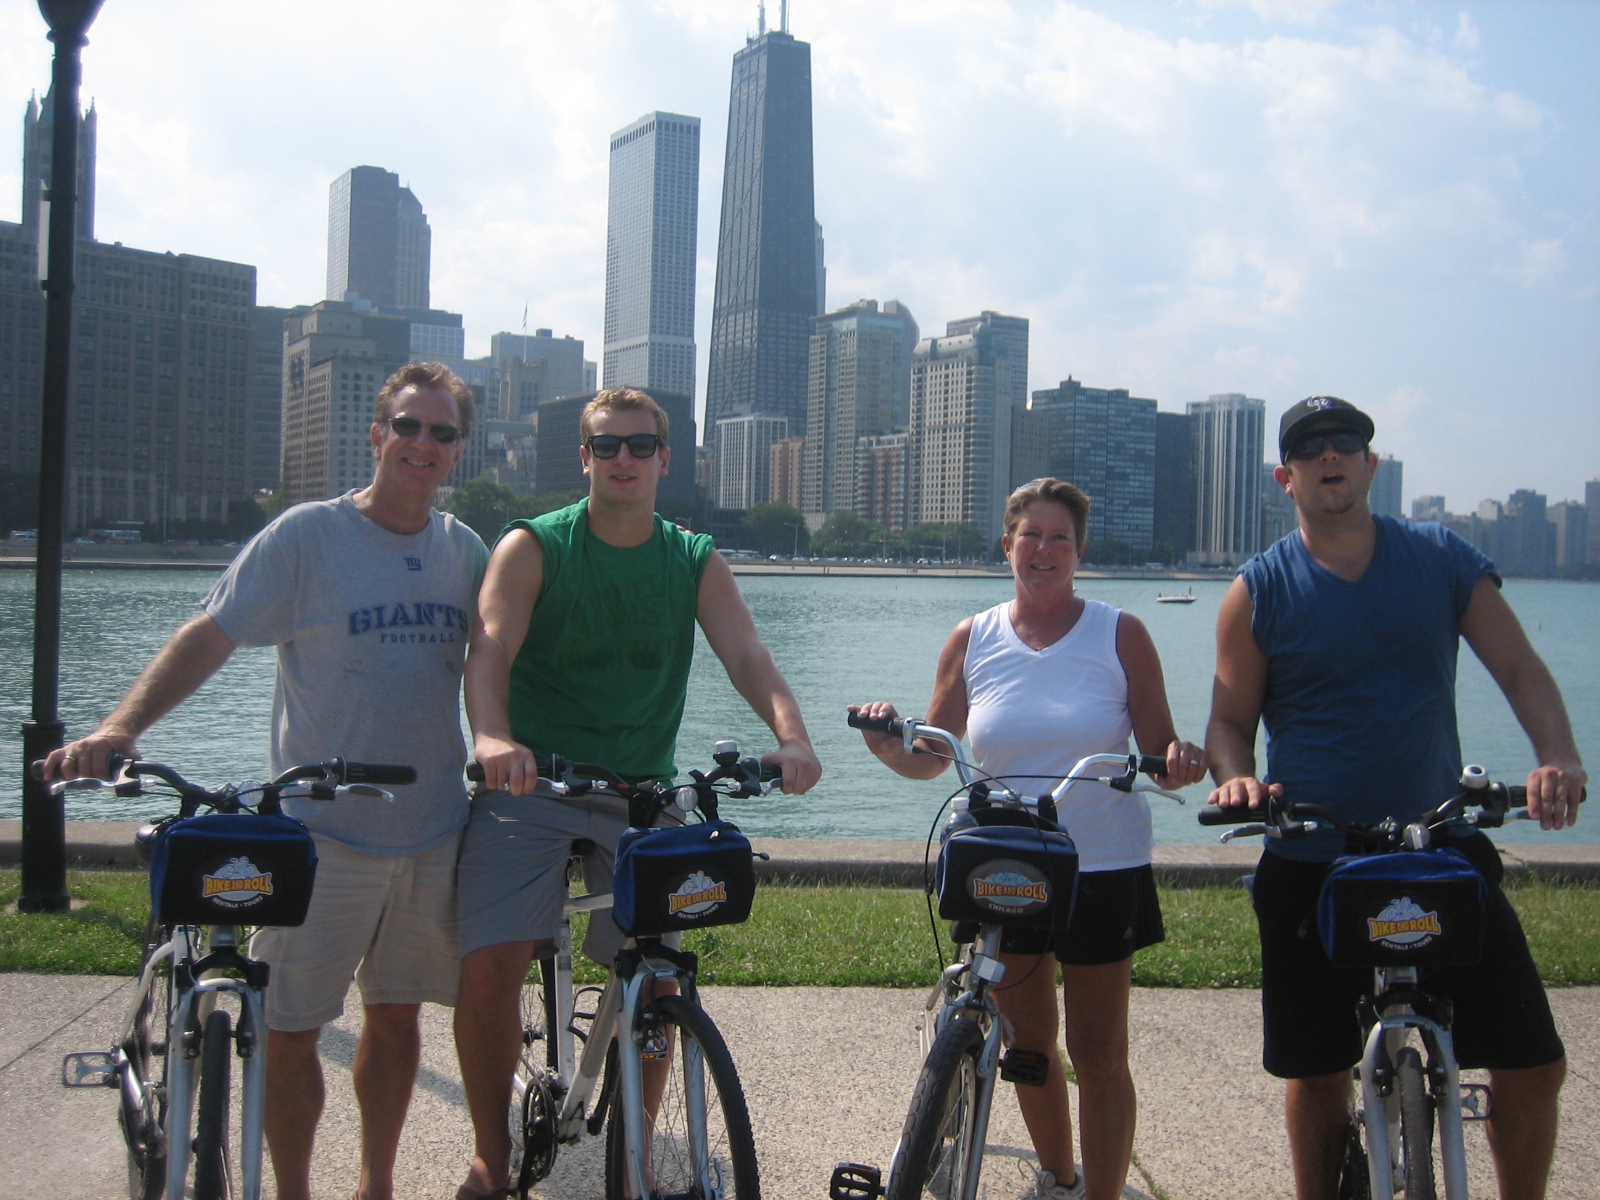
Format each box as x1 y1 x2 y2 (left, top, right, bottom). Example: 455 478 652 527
47 363 488 1200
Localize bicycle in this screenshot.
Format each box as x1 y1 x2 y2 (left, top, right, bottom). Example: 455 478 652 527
1197 766 1586 1200
468 740 781 1200
51 754 415 1200
829 714 1184 1200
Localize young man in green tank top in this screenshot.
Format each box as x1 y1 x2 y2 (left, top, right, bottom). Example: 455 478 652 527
451 387 822 1200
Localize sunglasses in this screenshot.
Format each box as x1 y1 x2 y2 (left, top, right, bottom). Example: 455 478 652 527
384 417 460 444
1288 431 1368 461
585 433 662 459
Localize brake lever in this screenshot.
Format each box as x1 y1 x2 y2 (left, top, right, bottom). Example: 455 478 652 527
335 784 395 802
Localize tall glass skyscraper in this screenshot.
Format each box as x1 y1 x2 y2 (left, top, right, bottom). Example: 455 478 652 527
603 112 700 398
326 166 431 310
705 24 818 448
1187 393 1265 566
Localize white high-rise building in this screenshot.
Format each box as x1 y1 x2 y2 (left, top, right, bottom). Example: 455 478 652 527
716 413 789 510
1187 393 1265 566
603 112 700 399
909 317 1022 541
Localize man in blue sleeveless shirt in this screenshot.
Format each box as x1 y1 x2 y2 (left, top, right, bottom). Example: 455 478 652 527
1205 397 1585 1200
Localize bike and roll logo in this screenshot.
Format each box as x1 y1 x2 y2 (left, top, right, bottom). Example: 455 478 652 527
1366 895 1443 950
200 856 275 909
663 868 729 921
967 858 1051 917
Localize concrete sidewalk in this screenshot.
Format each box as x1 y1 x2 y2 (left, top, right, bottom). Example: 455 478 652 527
5 824 1600 884
2 974 1595 1200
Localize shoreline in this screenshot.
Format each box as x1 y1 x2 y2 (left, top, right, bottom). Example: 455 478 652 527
4 820 1597 884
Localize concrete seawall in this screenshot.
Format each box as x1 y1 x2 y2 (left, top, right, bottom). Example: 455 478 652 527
4 820 1596 884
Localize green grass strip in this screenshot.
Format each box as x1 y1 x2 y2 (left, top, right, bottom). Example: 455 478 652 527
3 870 1598 988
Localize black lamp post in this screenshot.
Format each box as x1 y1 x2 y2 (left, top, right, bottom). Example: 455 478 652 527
18 0 105 914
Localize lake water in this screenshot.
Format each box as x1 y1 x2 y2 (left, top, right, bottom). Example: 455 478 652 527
2 569 1596 848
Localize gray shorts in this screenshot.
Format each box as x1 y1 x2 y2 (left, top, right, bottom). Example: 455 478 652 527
457 786 677 965
250 830 461 1032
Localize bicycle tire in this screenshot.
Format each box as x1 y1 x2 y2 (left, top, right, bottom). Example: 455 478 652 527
1336 1114 1371 1200
193 1008 233 1200
887 1015 986 1200
1396 1047 1437 1200
603 994 758 1200
119 916 171 1200
511 957 561 1196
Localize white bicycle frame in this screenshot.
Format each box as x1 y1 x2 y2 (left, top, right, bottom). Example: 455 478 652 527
1358 965 1473 1200
516 865 722 1199
885 720 1186 1200
115 922 269 1200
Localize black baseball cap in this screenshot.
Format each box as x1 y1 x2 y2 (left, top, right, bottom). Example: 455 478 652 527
1278 396 1374 462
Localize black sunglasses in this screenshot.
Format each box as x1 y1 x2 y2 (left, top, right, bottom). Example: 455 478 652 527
1288 430 1367 461
384 416 460 444
585 433 662 459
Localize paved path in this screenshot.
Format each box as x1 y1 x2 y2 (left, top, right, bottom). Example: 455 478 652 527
2 975 1595 1200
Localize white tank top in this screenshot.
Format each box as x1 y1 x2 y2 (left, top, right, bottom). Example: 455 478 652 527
963 598 1151 871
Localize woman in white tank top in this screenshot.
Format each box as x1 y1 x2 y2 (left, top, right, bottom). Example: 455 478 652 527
851 480 1206 1200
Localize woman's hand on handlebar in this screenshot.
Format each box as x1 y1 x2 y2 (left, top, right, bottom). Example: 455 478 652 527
1206 774 1283 812
1157 740 1208 788
762 736 822 795
849 702 903 755
472 733 540 796
1526 759 1586 831
41 728 137 782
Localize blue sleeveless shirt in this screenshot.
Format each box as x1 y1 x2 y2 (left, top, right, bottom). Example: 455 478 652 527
1239 516 1496 862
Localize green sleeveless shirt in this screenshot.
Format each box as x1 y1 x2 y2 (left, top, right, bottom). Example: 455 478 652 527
505 499 715 782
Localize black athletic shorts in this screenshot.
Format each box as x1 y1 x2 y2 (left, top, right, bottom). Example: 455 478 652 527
1254 833 1565 1079
954 864 1165 966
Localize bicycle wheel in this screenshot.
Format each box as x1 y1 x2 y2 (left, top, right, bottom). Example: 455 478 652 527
511 957 560 1196
1396 1047 1436 1200
887 1015 986 1200
603 994 758 1200
119 917 171 1200
193 1008 233 1200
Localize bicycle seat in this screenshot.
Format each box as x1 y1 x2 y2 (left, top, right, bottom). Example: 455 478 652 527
572 837 597 857
134 823 161 867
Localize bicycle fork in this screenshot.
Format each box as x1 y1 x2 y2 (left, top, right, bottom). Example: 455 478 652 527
1359 1009 1468 1200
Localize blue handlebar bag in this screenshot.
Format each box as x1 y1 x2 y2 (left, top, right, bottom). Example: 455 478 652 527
612 820 756 937
149 812 318 927
1316 848 1487 968
936 820 1079 929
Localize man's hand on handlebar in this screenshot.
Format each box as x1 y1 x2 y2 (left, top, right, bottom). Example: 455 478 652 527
1158 741 1209 789
1525 759 1586 831
41 728 137 783
762 736 822 795
1207 774 1284 811
472 733 541 796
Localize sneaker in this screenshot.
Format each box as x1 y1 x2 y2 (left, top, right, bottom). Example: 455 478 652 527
1022 1166 1085 1200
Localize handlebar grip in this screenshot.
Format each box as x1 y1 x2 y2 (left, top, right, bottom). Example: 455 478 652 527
1506 785 1588 806
1198 803 1268 826
1137 754 1168 776
465 762 485 784
847 712 902 735
343 762 416 786
759 762 784 783
29 759 45 781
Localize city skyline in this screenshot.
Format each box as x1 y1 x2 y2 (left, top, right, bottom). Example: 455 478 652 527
0 1 1595 510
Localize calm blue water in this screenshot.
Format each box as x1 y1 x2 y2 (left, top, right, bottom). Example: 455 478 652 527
2 570 1596 847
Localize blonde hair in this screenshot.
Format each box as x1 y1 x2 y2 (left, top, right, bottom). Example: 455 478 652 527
580 388 670 442
375 362 476 438
1004 478 1090 544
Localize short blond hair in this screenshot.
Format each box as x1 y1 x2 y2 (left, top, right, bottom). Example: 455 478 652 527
1004 478 1090 544
375 362 476 438
579 387 670 442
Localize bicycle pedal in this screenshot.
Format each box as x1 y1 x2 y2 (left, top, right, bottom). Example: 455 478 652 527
829 1162 884 1200
999 1048 1051 1087
61 1051 115 1088
1460 1083 1493 1121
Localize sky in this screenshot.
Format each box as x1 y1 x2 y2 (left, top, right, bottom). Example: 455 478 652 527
1 0 1595 513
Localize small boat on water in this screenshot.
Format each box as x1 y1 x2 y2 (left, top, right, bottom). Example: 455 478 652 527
1156 587 1197 604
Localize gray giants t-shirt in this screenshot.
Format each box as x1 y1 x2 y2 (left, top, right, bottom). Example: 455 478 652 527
204 493 489 855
